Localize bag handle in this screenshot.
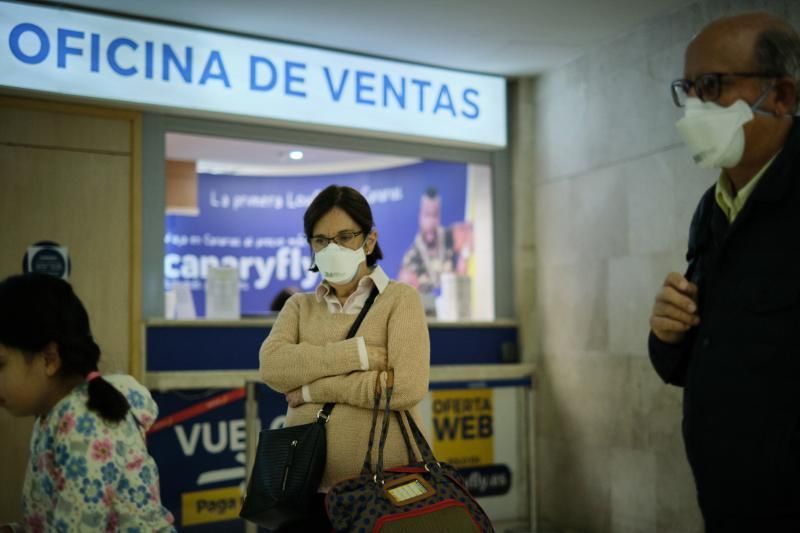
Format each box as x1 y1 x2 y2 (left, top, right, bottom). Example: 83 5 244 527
361 388 383 474
360 370 394 476
369 373 442 484
400 410 441 473
373 373 395 481
394 411 416 464
358 378 429 477
320 285 380 422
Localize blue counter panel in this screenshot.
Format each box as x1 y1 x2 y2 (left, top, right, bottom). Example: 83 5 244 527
146 325 518 371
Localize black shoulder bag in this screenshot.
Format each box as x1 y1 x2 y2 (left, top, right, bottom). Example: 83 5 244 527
240 286 380 529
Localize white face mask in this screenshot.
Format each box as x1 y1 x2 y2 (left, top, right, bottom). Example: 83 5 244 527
313 243 366 284
675 87 773 169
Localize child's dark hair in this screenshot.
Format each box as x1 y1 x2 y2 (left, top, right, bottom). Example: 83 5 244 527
0 273 130 422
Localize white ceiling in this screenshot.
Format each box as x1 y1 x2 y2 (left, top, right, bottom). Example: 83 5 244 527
41 0 695 76
167 133 419 175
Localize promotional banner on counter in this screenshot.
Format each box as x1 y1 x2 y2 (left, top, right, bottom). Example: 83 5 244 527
148 386 287 531
422 384 522 522
164 160 468 316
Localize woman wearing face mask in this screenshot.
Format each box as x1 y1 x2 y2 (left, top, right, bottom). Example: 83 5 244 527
258 185 430 532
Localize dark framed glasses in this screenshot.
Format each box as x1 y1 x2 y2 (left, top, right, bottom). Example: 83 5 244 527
670 72 778 107
309 230 364 251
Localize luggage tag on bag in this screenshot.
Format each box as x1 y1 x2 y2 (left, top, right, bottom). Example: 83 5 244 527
384 474 436 507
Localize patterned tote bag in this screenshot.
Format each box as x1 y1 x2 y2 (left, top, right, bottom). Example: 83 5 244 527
325 373 494 532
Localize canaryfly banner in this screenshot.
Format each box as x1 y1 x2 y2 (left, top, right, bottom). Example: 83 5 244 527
165 161 468 316
0 2 507 148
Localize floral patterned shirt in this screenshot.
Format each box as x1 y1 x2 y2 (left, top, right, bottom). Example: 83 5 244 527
21 375 175 532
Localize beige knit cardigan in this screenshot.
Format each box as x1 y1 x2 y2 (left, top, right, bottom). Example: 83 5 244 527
259 280 431 489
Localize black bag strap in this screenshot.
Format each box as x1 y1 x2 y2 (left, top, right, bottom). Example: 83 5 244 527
394 411 416 464
401 410 440 472
374 381 395 480
319 286 380 422
346 286 380 338
365 382 442 484
361 373 395 478
361 391 384 474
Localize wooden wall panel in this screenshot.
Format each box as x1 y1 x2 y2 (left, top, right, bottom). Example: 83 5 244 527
0 104 131 153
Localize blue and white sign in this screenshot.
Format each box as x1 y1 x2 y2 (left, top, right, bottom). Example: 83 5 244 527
0 2 507 147
165 160 468 316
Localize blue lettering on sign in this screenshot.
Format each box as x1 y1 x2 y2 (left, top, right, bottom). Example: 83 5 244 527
57 28 83 69
323 66 349 102
250 56 277 92
163 44 192 83
461 88 480 119
107 37 137 77
411 78 431 112
90 33 100 72
355 70 375 106
3 21 484 125
383 74 405 109
199 50 230 87
9 23 50 65
284 61 306 97
144 41 154 79
433 84 456 116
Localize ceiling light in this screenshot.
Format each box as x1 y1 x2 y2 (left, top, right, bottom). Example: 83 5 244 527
288 150 304 160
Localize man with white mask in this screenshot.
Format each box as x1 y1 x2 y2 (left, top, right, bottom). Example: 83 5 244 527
648 12 800 531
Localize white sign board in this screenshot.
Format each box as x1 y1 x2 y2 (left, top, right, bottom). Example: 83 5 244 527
0 3 507 148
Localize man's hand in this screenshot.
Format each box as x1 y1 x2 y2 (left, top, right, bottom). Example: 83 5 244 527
650 272 700 344
285 389 304 408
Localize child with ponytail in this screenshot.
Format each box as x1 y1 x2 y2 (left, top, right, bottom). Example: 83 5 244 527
0 274 175 532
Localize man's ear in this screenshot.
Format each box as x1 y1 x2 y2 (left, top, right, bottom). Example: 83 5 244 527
772 77 797 116
41 341 62 377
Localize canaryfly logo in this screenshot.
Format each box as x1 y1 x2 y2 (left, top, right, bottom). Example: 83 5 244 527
164 233 319 291
0 3 506 147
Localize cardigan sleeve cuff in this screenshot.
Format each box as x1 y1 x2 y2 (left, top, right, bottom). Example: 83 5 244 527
356 337 369 370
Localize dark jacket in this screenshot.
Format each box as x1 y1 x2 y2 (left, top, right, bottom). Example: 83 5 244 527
649 119 800 523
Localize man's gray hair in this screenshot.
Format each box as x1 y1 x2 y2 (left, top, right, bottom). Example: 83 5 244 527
755 25 800 111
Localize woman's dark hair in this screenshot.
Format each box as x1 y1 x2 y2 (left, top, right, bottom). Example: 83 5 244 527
303 185 384 272
0 273 129 422
270 286 299 311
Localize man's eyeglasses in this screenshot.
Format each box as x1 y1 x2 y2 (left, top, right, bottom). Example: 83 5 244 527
309 230 364 251
670 72 778 107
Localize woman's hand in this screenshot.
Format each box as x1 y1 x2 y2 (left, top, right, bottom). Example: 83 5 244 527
285 388 305 408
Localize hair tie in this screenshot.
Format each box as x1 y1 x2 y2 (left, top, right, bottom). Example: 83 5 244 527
85 371 102 383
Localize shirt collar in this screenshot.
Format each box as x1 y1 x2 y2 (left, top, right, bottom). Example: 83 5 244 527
314 265 389 302
715 153 779 222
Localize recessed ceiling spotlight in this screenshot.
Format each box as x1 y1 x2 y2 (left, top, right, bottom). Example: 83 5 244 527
288 150 304 160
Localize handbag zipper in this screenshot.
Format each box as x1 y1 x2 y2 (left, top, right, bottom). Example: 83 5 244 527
282 439 299 493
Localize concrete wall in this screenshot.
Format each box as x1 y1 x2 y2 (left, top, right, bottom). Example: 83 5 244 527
513 1 800 531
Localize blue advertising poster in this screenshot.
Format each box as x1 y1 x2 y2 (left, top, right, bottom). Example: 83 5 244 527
164 160 467 316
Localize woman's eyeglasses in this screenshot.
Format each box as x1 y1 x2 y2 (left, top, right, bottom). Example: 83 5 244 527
309 230 364 251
